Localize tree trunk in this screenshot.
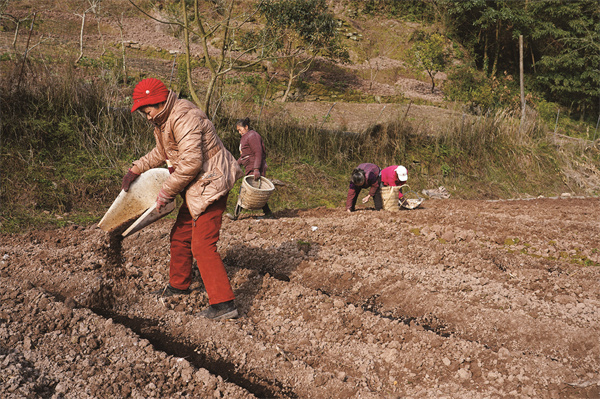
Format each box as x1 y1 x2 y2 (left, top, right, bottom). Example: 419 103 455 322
282 72 294 103
491 21 500 77
76 11 87 64
182 0 202 108
427 69 435 93
95 12 105 57
16 13 36 91
483 33 488 75
117 13 127 85
12 19 20 50
193 0 235 113
204 75 218 114
281 59 297 103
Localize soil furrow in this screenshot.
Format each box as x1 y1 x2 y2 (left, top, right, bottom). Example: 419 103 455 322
91 308 296 399
0 278 256 398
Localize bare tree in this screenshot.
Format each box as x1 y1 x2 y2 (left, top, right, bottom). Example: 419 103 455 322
259 0 346 102
0 10 33 51
359 37 380 92
92 0 106 57
75 0 101 64
129 0 277 113
16 12 36 91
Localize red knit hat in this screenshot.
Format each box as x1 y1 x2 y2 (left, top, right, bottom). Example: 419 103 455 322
131 78 169 112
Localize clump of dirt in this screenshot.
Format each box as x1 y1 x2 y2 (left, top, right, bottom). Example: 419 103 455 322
84 280 117 311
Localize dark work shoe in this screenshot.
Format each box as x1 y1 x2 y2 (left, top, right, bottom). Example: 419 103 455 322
198 300 239 320
152 284 190 297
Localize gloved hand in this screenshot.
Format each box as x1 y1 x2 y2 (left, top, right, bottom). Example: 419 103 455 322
253 169 260 180
166 159 175 174
121 168 140 192
156 189 174 212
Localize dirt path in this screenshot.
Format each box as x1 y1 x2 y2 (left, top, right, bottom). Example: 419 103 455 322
2 198 599 398
272 101 457 133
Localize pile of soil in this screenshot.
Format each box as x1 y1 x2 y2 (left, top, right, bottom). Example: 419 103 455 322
2 197 599 398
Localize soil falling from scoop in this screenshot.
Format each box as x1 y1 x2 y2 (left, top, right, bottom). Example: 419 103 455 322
103 224 131 279
107 232 123 267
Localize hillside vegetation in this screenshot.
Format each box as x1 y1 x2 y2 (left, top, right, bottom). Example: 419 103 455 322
1 0 599 233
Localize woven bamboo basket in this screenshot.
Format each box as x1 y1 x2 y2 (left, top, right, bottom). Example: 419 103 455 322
399 184 424 210
237 176 275 210
381 186 401 211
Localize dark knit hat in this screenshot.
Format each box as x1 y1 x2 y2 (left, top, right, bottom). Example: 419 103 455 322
131 78 169 112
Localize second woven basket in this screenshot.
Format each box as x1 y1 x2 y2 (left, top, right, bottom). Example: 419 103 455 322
237 176 275 210
381 186 401 211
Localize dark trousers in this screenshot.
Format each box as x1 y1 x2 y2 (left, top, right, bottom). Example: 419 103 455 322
350 186 383 211
373 189 383 210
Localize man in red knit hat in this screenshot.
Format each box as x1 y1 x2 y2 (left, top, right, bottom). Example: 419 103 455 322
122 78 243 320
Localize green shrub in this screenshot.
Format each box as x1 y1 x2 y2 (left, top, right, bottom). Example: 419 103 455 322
1 60 153 227
445 66 520 113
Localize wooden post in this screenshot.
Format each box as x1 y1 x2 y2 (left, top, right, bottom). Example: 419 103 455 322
519 35 525 126
320 102 336 130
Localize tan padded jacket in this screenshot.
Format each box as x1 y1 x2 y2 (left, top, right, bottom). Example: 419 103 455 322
132 91 243 219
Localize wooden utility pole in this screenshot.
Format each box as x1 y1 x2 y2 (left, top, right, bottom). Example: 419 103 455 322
519 35 525 125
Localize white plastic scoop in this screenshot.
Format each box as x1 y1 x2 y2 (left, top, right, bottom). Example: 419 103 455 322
98 168 175 234
121 202 175 237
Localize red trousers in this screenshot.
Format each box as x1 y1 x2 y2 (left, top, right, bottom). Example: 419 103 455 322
169 194 234 305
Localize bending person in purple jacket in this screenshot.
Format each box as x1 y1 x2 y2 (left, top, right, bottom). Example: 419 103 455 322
346 163 383 212
227 117 274 220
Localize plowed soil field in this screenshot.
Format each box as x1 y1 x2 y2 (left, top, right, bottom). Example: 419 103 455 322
1 198 600 398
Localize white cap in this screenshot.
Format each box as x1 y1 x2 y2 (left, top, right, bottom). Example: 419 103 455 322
395 165 408 181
